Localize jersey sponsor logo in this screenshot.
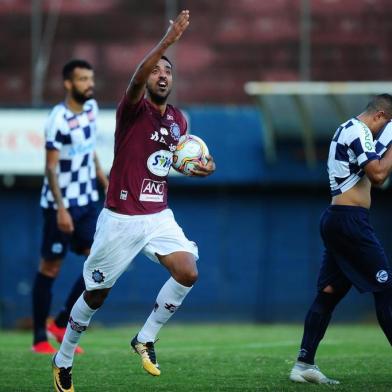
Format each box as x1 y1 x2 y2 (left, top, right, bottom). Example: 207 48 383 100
120 190 128 200
170 122 181 141
364 127 373 151
147 150 173 176
376 269 388 283
139 179 165 202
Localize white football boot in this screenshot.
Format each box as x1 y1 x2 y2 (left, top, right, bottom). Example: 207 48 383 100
289 361 340 384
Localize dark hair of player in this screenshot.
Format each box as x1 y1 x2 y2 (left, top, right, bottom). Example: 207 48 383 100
161 55 173 69
366 94 392 118
62 59 93 80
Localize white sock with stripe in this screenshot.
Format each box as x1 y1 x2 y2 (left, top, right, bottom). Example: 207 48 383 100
137 277 192 343
55 294 97 368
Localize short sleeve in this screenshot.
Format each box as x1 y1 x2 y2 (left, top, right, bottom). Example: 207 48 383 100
348 123 378 167
44 106 67 151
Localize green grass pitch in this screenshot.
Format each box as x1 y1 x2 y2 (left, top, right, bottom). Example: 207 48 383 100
0 323 390 391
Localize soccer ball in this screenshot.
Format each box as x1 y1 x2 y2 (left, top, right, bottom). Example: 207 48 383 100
172 134 209 175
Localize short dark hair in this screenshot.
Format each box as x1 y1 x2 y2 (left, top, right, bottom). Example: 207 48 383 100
366 94 392 117
62 59 93 80
161 55 173 68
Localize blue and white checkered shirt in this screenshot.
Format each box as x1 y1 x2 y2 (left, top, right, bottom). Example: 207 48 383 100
328 118 379 196
374 121 392 157
40 99 99 209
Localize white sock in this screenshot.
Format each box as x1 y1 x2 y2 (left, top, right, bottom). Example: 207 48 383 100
55 294 97 368
137 277 192 343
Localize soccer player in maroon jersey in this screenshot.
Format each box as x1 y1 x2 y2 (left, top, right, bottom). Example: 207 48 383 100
52 10 215 391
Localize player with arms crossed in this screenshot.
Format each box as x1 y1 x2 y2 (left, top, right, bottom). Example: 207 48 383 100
290 94 392 384
32 59 108 355
52 10 215 392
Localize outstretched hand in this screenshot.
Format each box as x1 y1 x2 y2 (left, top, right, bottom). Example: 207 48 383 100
190 155 216 177
164 10 190 46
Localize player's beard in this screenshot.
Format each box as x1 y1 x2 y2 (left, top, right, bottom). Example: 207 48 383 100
147 85 171 106
71 86 93 104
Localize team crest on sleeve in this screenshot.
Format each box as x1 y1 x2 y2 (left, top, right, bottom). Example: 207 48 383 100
92 269 105 283
170 123 181 141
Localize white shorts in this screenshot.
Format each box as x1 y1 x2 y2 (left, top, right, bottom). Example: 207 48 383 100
83 208 199 290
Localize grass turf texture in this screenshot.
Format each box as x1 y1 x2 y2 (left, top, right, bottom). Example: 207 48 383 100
0 324 390 392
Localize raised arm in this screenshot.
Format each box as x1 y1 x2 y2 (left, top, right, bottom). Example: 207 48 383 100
126 9 190 104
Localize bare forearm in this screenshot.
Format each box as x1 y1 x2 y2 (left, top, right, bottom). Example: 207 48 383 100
94 154 109 190
367 146 392 185
126 10 190 101
46 167 65 209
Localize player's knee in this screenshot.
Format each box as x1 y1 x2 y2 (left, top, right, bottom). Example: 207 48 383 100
186 269 198 285
84 288 110 310
313 285 349 314
172 267 198 287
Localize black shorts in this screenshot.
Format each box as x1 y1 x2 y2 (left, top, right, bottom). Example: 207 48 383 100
40 202 99 260
317 205 392 293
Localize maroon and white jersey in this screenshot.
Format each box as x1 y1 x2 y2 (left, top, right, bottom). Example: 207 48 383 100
105 95 187 215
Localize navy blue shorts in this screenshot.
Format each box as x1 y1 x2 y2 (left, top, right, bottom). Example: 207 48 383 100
40 202 99 260
317 205 392 293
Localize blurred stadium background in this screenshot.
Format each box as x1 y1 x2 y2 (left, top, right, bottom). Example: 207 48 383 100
1 0 392 330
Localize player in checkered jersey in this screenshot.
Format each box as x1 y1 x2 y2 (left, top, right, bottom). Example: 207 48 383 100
32 60 108 355
290 94 392 385
52 10 215 391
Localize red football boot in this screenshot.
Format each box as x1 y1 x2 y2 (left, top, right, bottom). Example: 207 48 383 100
32 341 57 354
47 321 84 354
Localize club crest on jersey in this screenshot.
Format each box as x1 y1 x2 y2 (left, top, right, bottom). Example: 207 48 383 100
147 150 173 176
139 179 165 202
170 122 181 141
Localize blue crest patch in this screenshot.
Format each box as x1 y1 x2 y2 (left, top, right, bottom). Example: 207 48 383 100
92 269 105 283
170 123 181 141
